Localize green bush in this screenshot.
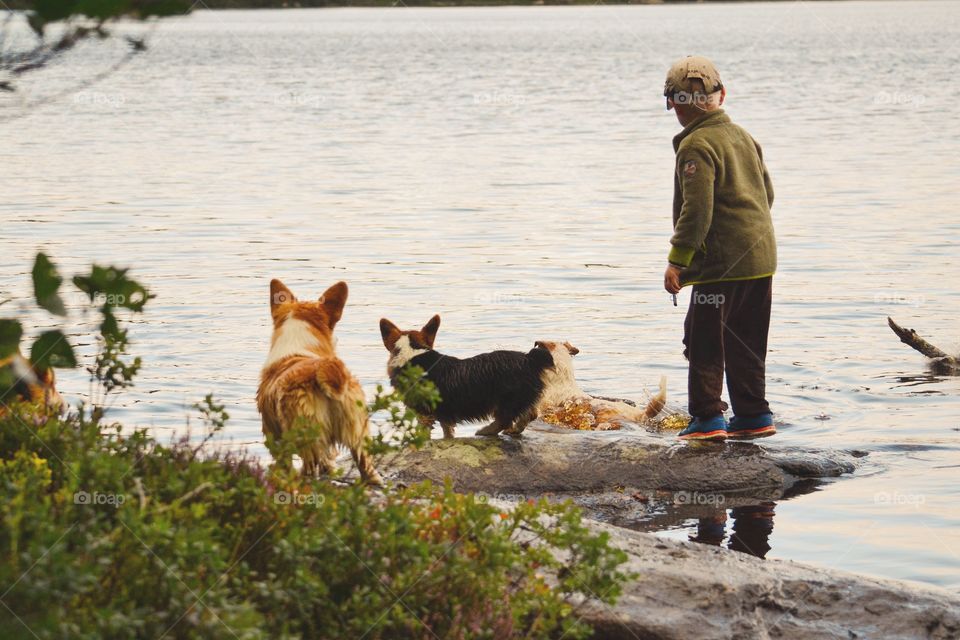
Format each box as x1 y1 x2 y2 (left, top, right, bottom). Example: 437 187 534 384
0 399 628 639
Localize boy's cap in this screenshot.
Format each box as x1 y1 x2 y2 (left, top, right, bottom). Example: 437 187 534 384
664 56 723 97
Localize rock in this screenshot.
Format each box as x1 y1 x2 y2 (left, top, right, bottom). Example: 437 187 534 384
385 422 860 502
577 523 960 640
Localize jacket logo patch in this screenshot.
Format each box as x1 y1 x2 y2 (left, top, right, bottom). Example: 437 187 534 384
683 160 697 177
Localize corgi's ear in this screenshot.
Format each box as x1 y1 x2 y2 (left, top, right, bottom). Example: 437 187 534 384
564 342 580 356
379 318 401 350
320 281 349 328
534 340 552 351
270 279 295 319
421 314 441 348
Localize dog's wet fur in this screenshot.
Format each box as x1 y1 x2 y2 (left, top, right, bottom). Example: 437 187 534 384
379 315 554 438
0 353 63 417
534 340 666 429
258 279 381 484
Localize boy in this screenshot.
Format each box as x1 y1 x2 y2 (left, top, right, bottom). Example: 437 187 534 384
662 56 777 441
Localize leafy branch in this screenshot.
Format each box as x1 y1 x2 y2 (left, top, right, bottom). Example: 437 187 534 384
1 0 191 96
0 252 152 420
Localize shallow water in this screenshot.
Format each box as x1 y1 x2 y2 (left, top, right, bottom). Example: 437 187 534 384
2 1 958 590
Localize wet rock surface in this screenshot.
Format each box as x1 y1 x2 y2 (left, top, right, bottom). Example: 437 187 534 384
386 422 861 502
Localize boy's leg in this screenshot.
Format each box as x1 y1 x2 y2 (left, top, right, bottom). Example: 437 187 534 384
683 283 728 418
723 277 772 418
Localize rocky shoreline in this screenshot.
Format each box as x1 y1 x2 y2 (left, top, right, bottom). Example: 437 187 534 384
579 522 960 640
382 423 958 638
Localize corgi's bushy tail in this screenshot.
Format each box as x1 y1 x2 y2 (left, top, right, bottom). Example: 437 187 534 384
642 376 667 420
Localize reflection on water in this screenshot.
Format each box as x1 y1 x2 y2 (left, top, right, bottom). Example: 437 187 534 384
1 1 958 589
690 503 776 560
616 480 824 560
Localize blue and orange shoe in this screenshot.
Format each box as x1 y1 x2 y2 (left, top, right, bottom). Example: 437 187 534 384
678 415 728 441
728 413 776 439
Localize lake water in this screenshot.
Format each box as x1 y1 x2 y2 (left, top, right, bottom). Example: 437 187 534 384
2 0 958 592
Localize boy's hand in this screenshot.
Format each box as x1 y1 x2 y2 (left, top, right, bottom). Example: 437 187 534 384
664 264 683 294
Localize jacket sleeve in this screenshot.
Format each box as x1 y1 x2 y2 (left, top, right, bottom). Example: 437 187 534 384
669 145 716 267
754 138 774 209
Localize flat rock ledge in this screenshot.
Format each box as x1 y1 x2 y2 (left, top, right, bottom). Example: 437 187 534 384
578 523 960 640
383 426 960 639
386 422 863 501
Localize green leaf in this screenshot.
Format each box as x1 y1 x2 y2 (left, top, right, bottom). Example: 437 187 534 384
26 12 46 36
0 319 23 358
100 308 120 340
76 0 129 20
32 252 67 316
30 330 77 371
73 264 151 312
137 0 191 17
0 367 16 403
31 0 76 28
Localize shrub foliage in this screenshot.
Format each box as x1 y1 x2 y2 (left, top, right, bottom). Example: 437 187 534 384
0 255 629 639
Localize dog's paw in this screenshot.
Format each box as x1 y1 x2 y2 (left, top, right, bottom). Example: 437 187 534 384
363 471 384 487
475 422 503 437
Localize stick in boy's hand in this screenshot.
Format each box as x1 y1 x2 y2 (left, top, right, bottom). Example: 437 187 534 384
663 263 683 295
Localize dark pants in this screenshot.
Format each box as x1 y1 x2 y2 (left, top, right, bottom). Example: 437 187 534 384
683 277 772 419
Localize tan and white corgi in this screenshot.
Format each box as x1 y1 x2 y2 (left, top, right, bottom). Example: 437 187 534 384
0 352 64 417
534 340 666 430
257 279 380 484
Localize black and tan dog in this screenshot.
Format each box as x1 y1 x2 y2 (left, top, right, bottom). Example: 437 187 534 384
379 315 554 438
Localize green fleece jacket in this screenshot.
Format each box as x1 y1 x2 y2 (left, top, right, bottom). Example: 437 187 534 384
668 109 777 286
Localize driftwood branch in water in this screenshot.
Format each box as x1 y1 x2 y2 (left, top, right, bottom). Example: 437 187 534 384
888 317 959 372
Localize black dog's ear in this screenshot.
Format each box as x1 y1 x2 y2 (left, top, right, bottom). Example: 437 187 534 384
421 314 441 348
534 340 547 350
379 318 401 349
564 342 580 356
